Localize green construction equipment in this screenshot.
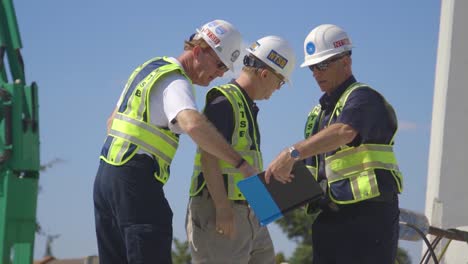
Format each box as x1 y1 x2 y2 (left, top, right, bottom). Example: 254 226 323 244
0 0 40 263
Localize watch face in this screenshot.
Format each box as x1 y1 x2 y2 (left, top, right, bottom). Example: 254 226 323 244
290 148 300 158
291 150 299 158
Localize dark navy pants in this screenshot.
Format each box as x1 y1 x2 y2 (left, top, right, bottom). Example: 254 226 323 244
312 195 399 264
94 154 173 264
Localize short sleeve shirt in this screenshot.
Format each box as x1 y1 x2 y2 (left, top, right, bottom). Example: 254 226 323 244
136 57 197 157
317 76 398 194
149 57 197 134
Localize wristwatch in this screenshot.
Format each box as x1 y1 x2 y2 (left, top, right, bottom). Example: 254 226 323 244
288 146 301 161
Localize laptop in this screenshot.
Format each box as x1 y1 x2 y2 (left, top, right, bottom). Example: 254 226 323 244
237 161 324 226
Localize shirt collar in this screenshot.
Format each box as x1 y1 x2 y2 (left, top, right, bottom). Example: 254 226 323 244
229 79 258 112
230 79 254 104
319 75 357 110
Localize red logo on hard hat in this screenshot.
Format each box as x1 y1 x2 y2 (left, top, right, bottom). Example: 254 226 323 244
202 28 221 45
333 38 350 48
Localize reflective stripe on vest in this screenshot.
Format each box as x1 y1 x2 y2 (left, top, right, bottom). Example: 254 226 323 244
109 113 178 164
100 57 190 184
325 144 400 202
304 105 322 139
304 105 322 180
308 82 403 204
189 84 263 200
326 144 399 181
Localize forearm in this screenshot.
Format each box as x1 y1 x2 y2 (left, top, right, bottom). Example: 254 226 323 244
201 150 231 209
177 109 242 166
264 123 357 183
294 123 357 159
107 108 117 133
202 149 236 239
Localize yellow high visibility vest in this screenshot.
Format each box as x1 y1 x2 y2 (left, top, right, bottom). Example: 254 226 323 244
303 104 321 180
100 57 191 184
304 82 403 204
189 84 262 200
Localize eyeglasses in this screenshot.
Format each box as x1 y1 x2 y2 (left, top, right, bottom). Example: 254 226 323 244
308 52 350 72
204 48 229 72
270 70 285 86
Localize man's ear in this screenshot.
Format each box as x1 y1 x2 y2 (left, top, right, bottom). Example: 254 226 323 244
193 45 203 59
260 69 269 79
343 55 352 67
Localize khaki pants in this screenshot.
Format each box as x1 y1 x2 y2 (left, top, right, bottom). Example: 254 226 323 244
186 190 275 264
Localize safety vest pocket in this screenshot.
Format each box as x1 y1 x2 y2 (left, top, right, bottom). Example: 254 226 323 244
328 169 380 204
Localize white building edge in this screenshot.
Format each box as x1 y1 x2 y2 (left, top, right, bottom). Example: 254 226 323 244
425 0 468 262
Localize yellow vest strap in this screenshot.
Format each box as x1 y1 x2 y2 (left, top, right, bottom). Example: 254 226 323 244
327 162 400 182
329 144 394 160
114 113 178 149
108 129 172 164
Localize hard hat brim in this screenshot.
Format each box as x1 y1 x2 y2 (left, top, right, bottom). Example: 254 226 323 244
300 52 338 68
196 29 236 72
300 46 353 68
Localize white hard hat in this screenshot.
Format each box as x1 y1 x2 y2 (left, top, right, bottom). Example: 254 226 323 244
246 36 296 82
195 19 242 71
300 24 353 68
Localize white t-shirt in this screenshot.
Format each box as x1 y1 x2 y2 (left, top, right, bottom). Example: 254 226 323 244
117 57 197 134
149 57 197 134
115 57 197 157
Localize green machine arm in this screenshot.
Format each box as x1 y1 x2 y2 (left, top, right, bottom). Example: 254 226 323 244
0 0 40 263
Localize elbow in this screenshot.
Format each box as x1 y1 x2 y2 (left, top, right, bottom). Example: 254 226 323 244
184 120 203 135
181 113 206 136
177 109 205 135
340 124 358 144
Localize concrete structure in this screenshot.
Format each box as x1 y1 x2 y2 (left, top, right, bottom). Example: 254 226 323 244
425 0 468 262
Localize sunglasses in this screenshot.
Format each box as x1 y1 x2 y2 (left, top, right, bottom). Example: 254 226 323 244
243 55 286 86
204 49 229 72
308 52 350 72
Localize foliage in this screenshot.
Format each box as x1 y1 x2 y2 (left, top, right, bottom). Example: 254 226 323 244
276 208 315 244
287 243 313 264
275 208 316 263
275 252 287 264
395 247 412 264
172 238 191 264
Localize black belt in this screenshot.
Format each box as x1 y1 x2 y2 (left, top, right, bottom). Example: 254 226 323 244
233 200 249 206
307 191 398 216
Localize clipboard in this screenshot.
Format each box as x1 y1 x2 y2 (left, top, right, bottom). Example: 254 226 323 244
237 161 324 226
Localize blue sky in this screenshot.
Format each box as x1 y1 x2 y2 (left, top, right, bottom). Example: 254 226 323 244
11 0 440 261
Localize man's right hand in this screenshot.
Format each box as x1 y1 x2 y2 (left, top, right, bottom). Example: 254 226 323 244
264 148 295 184
215 206 236 239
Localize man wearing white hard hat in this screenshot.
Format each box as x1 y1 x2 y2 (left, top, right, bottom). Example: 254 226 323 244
265 24 402 264
93 19 258 264
186 36 296 263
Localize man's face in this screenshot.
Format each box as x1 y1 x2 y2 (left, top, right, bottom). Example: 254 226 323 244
308 53 349 94
257 68 285 100
194 47 228 87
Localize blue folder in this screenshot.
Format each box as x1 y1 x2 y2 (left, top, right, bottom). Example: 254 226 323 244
237 161 324 226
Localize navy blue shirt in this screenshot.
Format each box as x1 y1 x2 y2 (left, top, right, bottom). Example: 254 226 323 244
204 80 260 148
317 75 398 194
